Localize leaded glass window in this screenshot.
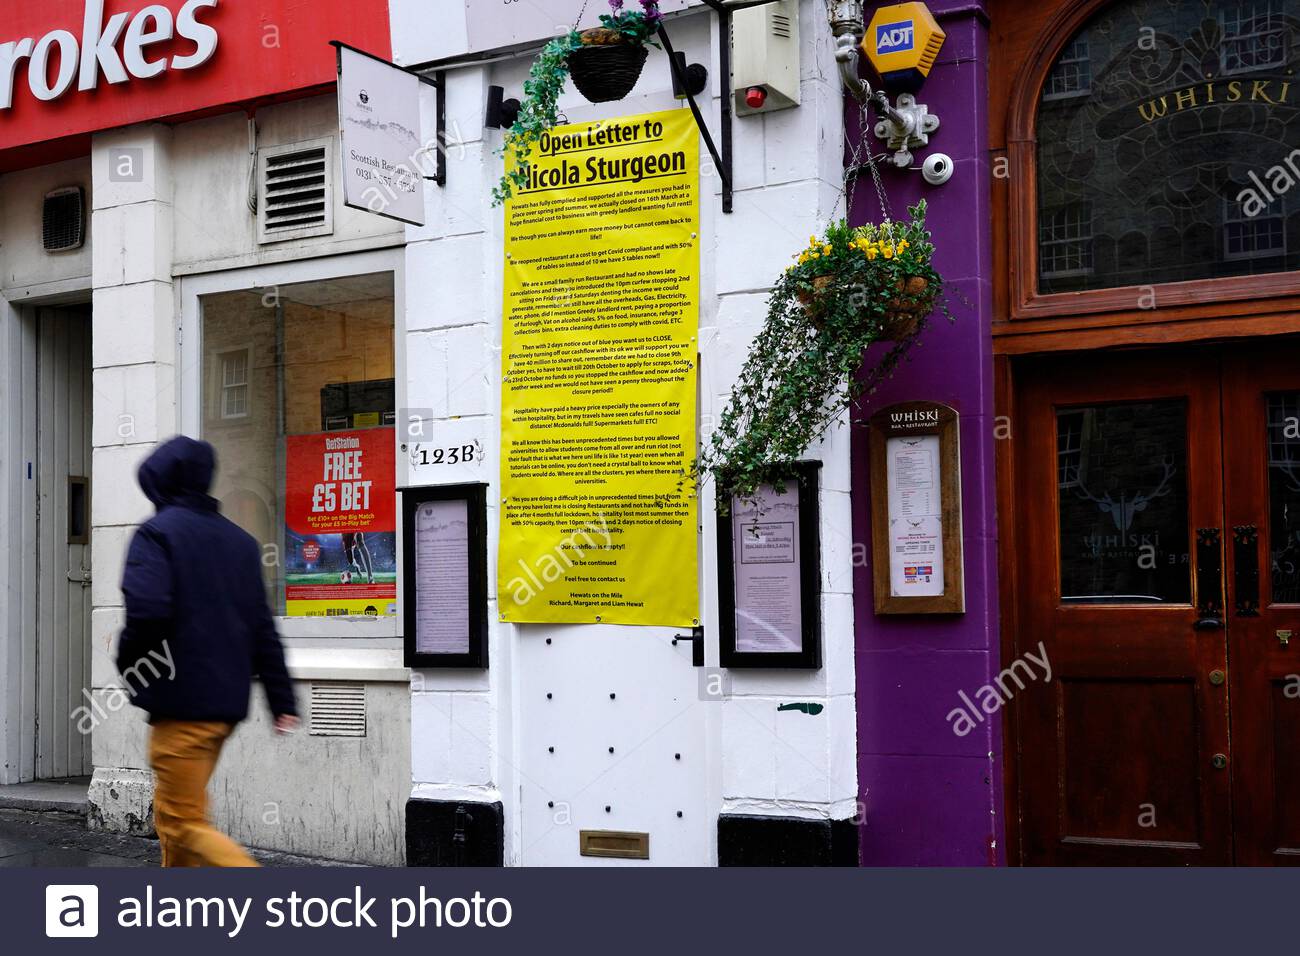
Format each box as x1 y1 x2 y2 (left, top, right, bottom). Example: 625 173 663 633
1036 1 1300 294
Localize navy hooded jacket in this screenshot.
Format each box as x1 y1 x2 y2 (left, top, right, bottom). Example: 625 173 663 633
117 436 297 723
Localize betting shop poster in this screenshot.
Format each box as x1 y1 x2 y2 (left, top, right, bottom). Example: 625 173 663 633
284 428 397 617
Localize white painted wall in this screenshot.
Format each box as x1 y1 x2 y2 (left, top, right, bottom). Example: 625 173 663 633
171 95 404 275
395 0 858 865
0 158 93 302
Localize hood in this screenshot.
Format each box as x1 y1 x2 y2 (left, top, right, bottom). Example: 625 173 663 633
137 436 219 511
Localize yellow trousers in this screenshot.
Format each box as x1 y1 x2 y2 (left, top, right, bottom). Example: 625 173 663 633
148 720 259 867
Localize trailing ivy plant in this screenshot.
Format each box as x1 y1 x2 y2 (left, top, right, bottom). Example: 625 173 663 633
491 1 663 205
491 30 582 206
695 201 948 505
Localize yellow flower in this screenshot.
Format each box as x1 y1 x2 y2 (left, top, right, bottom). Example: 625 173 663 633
882 248 894 259
866 249 878 260
811 252 820 259
809 235 817 246
822 244 833 254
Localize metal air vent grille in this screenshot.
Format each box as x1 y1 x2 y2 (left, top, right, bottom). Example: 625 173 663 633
258 139 334 243
43 187 85 252
309 681 367 737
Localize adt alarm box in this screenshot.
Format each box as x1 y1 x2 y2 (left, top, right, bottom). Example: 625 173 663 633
862 2 946 94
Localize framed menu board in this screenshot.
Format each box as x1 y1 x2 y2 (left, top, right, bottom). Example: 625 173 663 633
400 483 489 668
868 402 964 614
717 461 822 669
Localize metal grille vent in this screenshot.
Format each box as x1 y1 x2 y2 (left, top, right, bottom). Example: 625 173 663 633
259 140 333 243
43 187 85 252
309 681 367 737
770 12 792 38
918 32 944 74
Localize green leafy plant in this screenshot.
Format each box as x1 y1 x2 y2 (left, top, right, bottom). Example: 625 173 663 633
491 1 663 205
599 0 662 44
695 201 948 504
491 30 583 205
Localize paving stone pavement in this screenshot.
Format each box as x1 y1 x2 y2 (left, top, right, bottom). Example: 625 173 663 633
0 808 360 867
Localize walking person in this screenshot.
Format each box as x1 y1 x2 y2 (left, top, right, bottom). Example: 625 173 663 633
117 436 298 867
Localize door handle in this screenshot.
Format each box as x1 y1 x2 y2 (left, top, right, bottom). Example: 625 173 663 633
672 627 705 667
1194 528 1224 630
1232 525 1260 617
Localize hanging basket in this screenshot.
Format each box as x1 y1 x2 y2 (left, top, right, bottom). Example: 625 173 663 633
799 274 934 341
567 30 649 103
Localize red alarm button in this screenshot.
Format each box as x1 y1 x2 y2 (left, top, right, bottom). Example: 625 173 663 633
744 86 767 109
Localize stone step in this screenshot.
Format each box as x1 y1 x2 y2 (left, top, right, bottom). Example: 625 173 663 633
0 777 90 816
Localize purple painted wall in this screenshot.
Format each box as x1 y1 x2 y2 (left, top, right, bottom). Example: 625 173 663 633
848 1 1003 865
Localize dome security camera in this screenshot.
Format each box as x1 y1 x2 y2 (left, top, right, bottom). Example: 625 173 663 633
921 152 954 186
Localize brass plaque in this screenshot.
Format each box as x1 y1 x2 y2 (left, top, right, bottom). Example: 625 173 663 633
579 830 649 860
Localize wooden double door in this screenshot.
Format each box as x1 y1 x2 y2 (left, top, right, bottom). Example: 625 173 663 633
1013 343 1300 865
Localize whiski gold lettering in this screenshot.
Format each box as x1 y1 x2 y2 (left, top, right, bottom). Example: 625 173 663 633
1137 79 1292 122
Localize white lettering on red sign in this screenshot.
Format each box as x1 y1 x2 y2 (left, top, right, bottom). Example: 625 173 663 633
312 450 373 514
0 0 219 110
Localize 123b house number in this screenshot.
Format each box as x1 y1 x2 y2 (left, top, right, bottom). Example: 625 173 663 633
410 441 481 468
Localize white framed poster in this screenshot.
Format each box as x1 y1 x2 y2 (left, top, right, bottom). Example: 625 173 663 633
886 434 944 598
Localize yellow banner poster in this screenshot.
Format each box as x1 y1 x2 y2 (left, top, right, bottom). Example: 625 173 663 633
499 109 700 626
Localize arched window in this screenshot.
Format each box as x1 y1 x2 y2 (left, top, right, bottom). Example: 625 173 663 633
1035 0 1299 295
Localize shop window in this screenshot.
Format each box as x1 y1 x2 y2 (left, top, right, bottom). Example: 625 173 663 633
200 273 397 619
1035 0 1300 295
1057 409 1087 488
1220 2 1287 75
1039 202 1093 279
1042 34 1091 100
1224 194 1287 261
1057 401 1190 605
218 349 251 419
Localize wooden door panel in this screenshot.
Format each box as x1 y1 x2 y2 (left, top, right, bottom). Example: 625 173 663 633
1265 680 1300 860
1057 678 1204 846
1222 343 1300 865
1015 352 1231 865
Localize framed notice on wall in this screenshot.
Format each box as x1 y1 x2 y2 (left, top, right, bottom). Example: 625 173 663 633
400 484 488 668
717 462 822 669
869 402 964 614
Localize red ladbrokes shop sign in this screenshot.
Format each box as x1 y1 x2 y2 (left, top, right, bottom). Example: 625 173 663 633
0 0 390 160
